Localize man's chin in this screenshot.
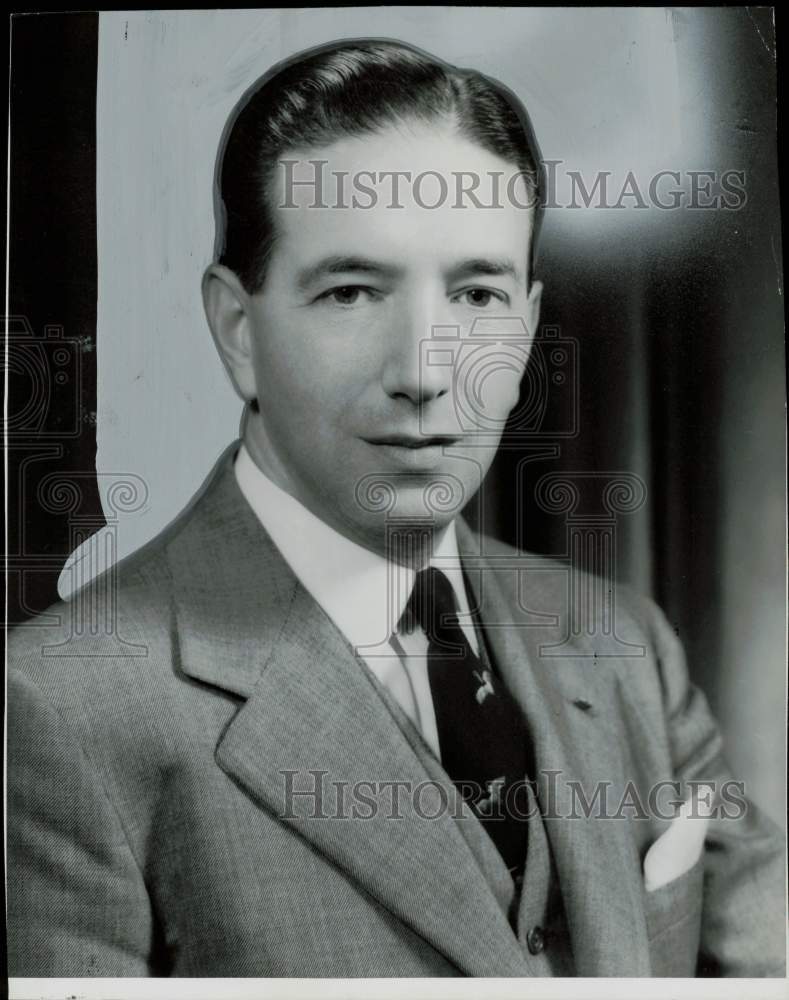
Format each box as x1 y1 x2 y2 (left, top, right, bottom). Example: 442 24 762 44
351 471 469 525
333 477 466 561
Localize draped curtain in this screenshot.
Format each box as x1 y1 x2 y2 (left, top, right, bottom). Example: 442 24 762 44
480 8 785 823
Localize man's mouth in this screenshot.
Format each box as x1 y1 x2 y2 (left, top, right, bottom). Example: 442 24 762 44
361 434 464 472
364 434 463 449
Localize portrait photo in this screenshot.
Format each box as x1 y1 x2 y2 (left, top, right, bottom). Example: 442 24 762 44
5 8 786 999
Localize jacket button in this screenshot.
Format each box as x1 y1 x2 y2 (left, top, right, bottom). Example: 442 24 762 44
527 925 546 955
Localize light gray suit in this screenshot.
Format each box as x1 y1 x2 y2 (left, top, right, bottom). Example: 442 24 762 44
7 442 786 977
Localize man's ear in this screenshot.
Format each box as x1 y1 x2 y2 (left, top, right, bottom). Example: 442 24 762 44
201 263 258 403
526 278 543 340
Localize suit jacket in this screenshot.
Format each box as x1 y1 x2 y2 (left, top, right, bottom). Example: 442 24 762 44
7 442 786 978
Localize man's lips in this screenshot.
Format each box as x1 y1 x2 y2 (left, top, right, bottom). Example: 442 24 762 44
364 434 463 449
361 434 465 473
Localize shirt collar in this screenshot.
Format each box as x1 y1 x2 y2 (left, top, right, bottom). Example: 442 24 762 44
234 443 472 653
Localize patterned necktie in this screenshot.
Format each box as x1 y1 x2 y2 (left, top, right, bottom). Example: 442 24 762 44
403 566 534 882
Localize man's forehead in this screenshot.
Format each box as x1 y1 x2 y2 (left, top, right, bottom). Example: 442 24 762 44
266 124 535 278
271 203 533 283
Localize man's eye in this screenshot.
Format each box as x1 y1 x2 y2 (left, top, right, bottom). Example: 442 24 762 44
454 288 506 308
319 286 375 306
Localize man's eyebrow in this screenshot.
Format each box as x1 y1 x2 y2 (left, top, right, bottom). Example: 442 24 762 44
446 258 523 284
295 255 402 290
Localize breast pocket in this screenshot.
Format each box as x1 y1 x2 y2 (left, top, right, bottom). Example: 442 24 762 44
643 851 705 977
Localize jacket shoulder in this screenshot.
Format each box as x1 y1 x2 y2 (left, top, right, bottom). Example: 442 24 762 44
7 447 240 688
473 528 660 635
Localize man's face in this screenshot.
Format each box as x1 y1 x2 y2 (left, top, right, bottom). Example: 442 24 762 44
225 121 541 556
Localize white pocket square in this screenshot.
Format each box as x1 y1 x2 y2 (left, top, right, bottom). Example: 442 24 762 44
643 785 714 892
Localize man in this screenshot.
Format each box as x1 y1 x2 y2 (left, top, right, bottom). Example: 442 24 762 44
7 39 786 978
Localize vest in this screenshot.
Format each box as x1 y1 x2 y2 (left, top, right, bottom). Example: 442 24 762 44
474 619 575 976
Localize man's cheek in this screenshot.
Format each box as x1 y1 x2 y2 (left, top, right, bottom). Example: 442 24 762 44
459 363 524 432
489 368 523 415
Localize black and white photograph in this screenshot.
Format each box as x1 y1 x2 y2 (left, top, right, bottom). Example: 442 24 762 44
5 7 787 997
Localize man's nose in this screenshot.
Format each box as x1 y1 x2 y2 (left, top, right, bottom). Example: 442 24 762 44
381 294 453 405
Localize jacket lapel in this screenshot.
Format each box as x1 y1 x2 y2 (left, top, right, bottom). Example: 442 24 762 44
366 667 522 924
166 445 531 977
456 521 652 976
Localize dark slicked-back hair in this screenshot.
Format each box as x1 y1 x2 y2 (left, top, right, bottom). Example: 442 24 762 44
214 38 545 293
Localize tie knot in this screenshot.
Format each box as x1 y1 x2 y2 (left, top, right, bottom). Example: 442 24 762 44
402 567 459 641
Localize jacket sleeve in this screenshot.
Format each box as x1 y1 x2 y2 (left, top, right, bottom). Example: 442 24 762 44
645 597 787 977
7 668 161 977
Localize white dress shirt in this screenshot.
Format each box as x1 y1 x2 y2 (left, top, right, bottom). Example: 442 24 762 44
234 443 479 760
